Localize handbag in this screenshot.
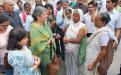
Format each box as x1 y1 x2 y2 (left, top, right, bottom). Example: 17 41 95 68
97 39 114 75
4 53 12 69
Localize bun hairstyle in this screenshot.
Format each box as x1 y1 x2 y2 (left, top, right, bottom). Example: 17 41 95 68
7 27 27 50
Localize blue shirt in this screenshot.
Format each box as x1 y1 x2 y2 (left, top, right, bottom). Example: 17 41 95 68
2 11 23 28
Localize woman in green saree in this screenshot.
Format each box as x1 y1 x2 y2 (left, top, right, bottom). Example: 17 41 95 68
30 6 53 75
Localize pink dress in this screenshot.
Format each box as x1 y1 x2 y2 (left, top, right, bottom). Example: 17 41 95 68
0 25 13 65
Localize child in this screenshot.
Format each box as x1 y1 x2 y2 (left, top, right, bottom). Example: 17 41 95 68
7 27 40 75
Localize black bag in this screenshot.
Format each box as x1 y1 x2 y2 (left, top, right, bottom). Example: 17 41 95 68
4 53 12 69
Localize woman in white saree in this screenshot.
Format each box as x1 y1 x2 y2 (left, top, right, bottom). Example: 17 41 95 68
64 9 87 75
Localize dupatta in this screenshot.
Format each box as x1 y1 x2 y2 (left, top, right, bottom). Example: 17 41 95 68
30 22 53 56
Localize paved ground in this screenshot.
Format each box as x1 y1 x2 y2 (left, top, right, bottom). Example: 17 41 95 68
1 43 121 75
107 41 121 75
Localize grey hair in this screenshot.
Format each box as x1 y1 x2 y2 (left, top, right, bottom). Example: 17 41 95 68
32 6 47 21
99 12 111 24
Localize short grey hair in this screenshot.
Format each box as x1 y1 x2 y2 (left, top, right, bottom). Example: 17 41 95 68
99 12 111 24
32 6 47 21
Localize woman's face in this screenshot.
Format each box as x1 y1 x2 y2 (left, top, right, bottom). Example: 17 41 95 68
72 13 80 23
18 35 28 47
38 11 48 22
0 21 9 32
88 4 96 13
47 7 52 15
65 10 72 19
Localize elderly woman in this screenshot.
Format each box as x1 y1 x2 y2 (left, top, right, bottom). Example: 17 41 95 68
0 15 13 75
86 12 118 75
30 6 53 75
64 9 87 75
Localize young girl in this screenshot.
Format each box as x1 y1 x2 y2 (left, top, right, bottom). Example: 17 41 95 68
7 27 40 75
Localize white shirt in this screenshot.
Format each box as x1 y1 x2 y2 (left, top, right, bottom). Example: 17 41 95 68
101 9 121 30
108 9 121 30
24 15 33 32
19 11 33 32
84 12 96 33
86 30 110 64
99 0 107 11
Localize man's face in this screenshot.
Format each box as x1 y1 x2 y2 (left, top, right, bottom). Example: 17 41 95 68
63 2 69 10
35 0 42 5
77 0 84 5
106 0 115 10
26 4 32 12
4 2 14 13
17 1 23 9
57 3 62 10
94 15 103 28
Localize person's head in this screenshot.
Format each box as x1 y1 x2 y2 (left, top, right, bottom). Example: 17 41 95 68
77 0 85 5
35 0 42 6
17 0 23 10
7 27 28 50
118 0 121 6
63 1 70 10
32 6 48 23
49 18 56 29
106 0 118 10
94 12 111 28
3 0 14 13
72 9 81 23
0 5 4 15
65 8 72 19
24 2 31 13
56 1 62 11
0 15 10 32
45 3 54 15
88 1 96 13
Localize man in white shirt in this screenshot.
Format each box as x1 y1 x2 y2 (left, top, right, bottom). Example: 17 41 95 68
105 0 121 48
19 2 33 32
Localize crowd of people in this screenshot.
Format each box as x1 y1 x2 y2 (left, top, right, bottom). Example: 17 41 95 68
0 0 121 75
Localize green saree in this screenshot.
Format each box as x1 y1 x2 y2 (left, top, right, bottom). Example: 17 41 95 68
30 22 53 75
